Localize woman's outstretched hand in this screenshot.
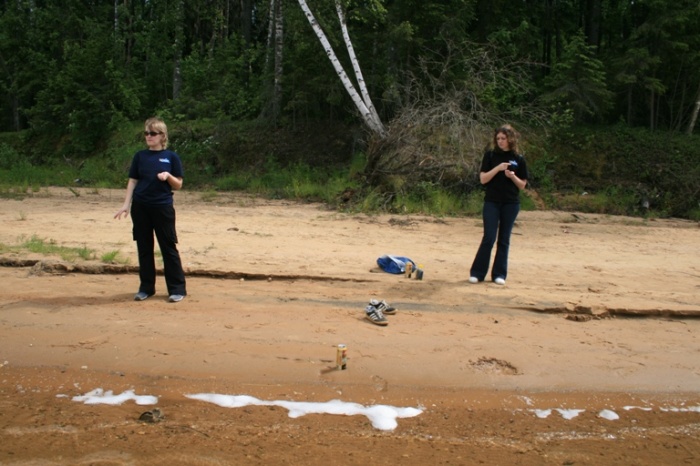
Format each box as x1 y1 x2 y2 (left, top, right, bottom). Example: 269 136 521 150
114 207 129 219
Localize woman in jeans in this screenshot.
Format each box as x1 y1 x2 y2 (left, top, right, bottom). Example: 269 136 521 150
468 124 528 286
114 117 187 302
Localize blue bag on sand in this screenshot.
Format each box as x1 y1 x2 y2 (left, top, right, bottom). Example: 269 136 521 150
377 255 415 274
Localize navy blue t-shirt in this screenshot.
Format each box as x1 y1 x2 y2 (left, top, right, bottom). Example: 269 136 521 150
128 149 184 206
479 150 528 204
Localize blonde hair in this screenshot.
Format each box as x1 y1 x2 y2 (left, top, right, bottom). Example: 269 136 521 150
145 117 169 149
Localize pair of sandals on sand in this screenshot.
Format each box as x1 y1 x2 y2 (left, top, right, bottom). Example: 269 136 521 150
364 299 396 326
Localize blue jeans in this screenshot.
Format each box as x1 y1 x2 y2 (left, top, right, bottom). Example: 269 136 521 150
469 201 520 281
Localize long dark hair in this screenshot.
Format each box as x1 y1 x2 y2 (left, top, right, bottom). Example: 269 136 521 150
492 124 520 154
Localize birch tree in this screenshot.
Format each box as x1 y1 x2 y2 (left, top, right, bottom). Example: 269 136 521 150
172 0 185 101
334 1 382 130
262 0 284 122
297 0 386 137
687 82 700 135
273 0 284 121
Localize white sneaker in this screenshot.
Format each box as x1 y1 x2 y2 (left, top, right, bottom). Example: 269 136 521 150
494 277 506 285
468 277 479 284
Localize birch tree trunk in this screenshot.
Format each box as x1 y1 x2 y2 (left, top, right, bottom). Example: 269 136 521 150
172 0 184 101
686 82 700 135
297 0 386 137
334 0 382 128
265 0 276 69
262 0 284 122
273 0 284 122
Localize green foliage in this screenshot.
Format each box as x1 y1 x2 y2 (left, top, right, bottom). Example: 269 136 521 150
0 163 77 188
286 171 344 202
393 181 463 215
101 250 129 265
688 207 700 222
543 124 700 217
372 181 536 217
549 188 638 216
0 143 27 170
23 0 700 223
3 112 699 219
356 187 390 212
525 148 559 191
2 0 700 142
172 41 265 120
167 120 222 186
608 0 700 128
542 31 614 123
0 235 119 264
215 173 251 192
25 5 140 159
215 157 361 204
199 190 219 202
19 235 96 262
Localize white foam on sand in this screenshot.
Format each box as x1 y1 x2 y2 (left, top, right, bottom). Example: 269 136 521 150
185 394 423 431
556 408 586 420
65 388 700 429
531 408 585 420
598 409 620 420
70 388 158 406
623 406 653 411
660 406 700 413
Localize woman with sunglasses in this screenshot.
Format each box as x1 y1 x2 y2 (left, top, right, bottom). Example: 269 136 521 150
114 117 187 302
468 124 528 286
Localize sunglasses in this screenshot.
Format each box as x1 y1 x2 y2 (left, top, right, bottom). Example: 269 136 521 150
144 131 162 137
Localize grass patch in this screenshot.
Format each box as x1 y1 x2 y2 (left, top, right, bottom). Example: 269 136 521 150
214 159 360 204
0 165 77 188
19 235 96 261
3 236 130 264
101 250 130 264
200 190 219 202
0 184 35 199
394 186 477 216
688 207 700 221
550 187 641 216
519 191 537 211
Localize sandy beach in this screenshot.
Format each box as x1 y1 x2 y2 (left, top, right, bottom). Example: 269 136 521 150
1 187 699 465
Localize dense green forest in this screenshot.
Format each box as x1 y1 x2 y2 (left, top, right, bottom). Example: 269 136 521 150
0 0 699 218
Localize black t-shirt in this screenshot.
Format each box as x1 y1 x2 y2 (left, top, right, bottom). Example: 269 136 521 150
479 150 528 203
128 149 184 206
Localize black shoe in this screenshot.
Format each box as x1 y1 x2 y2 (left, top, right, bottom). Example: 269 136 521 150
365 303 388 326
370 299 396 315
